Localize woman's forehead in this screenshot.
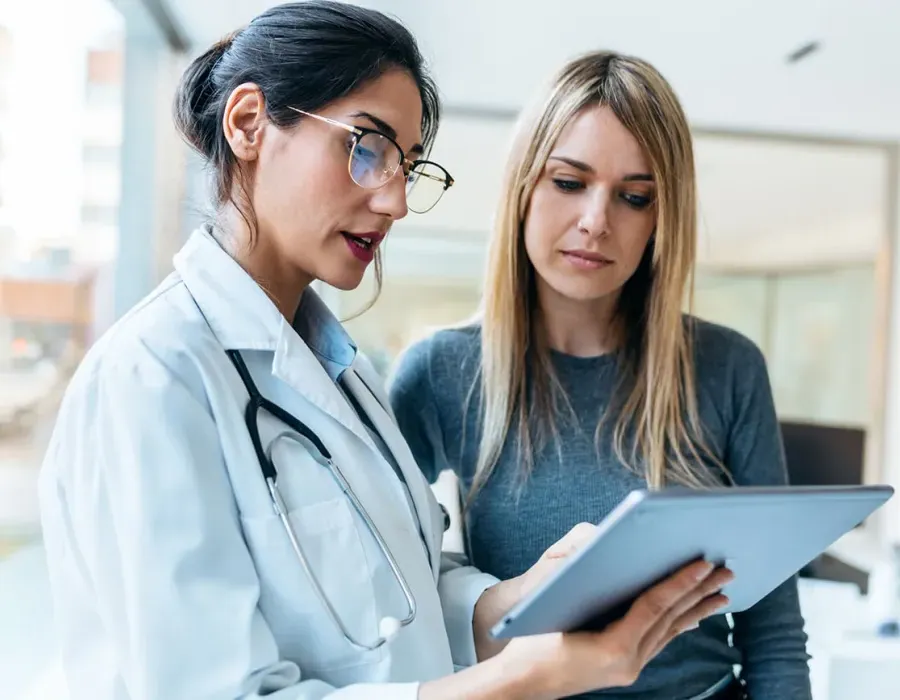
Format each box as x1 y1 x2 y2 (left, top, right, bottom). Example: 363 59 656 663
551 106 650 174
325 70 424 151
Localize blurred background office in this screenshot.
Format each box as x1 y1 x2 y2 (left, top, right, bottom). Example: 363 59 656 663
1 1 899 698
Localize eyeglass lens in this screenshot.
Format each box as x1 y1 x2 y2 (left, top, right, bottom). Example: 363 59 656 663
349 132 448 213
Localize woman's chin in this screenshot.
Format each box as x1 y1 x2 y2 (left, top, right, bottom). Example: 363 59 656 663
540 274 620 306
320 269 367 293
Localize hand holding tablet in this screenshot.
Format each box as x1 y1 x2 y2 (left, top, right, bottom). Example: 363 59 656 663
495 559 734 699
492 485 894 640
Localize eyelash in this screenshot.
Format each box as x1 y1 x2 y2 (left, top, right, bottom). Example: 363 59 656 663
551 179 654 210
552 179 583 192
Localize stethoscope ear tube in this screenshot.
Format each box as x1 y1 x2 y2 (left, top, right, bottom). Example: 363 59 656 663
224 348 418 651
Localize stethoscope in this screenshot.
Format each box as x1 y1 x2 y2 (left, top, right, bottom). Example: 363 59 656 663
225 349 436 651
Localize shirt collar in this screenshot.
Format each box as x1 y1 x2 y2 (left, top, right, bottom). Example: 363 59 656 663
292 286 357 381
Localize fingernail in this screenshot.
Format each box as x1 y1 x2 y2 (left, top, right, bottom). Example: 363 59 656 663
694 562 715 580
684 623 699 631
718 571 735 586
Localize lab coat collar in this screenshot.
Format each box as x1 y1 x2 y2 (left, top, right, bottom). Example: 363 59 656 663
174 227 376 465
174 226 283 352
173 226 356 365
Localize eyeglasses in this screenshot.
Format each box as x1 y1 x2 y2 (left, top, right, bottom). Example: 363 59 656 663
288 108 454 214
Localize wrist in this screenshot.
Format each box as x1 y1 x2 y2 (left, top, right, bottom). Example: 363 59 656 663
417 650 543 700
494 641 558 700
473 576 525 661
480 575 525 616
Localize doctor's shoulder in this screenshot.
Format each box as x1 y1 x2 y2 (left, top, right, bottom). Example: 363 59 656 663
38 271 221 533
53 273 221 424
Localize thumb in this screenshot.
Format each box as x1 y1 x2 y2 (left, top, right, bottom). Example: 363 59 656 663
543 522 597 559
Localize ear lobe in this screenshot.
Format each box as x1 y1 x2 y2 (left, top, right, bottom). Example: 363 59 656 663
223 83 266 161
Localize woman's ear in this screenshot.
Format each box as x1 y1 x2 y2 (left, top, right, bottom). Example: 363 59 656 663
223 83 266 161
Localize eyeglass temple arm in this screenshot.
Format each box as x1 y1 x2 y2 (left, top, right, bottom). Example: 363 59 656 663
287 107 361 136
405 161 454 187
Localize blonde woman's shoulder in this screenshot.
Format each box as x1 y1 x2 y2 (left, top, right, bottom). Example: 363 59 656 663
683 314 767 369
396 321 481 365
388 322 482 396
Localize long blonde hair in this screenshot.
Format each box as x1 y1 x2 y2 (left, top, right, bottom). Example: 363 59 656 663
472 50 725 499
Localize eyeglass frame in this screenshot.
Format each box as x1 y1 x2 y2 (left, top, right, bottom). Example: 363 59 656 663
287 107 454 213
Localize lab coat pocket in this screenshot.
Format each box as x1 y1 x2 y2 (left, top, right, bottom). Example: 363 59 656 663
241 496 384 675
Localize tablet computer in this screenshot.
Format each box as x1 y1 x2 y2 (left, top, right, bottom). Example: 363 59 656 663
490 485 894 640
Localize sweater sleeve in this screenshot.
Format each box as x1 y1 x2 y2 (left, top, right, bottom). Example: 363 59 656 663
387 337 450 485
725 339 813 700
387 337 500 669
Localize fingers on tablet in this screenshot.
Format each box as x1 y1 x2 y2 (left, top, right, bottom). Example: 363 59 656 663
626 561 734 643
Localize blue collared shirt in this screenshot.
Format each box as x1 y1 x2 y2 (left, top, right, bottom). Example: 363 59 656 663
293 289 427 550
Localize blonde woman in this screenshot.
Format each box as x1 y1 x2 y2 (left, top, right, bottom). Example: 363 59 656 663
389 51 810 700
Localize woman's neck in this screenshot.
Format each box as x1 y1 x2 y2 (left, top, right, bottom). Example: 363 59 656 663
536 279 621 358
216 209 312 322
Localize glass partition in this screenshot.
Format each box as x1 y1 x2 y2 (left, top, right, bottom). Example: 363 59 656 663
0 0 124 555
693 265 878 427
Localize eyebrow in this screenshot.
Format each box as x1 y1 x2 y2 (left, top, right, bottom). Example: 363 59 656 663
351 110 424 155
548 155 653 182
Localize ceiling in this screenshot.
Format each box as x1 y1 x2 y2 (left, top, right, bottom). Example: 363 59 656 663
164 0 900 140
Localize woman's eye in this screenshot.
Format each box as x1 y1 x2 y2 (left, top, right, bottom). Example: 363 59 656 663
355 145 378 162
552 178 584 192
621 192 653 209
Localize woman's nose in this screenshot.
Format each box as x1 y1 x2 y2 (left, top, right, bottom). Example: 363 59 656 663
577 190 611 237
369 171 409 221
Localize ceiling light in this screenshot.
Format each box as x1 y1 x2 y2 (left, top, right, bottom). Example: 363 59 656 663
786 41 821 64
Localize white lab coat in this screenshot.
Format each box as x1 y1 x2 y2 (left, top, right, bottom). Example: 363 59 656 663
38 228 499 700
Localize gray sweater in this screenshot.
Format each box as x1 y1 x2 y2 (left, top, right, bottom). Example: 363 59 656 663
388 318 812 700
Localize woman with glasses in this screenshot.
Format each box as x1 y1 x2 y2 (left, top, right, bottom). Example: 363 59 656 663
390 51 812 700
38 4 732 699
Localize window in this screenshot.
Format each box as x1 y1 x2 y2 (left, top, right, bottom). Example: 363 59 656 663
85 47 123 106
0 25 11 113
83 143 120 166
86 47 122 85
80 203 118 226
